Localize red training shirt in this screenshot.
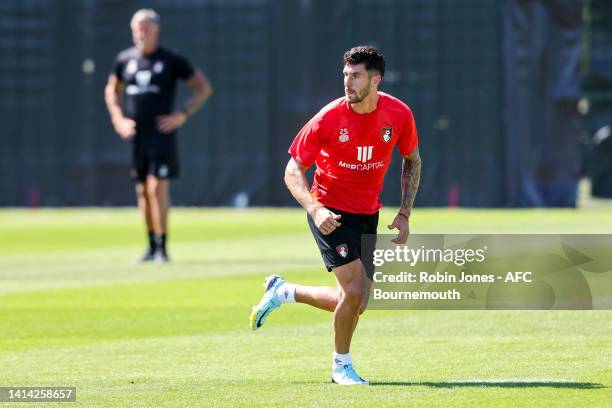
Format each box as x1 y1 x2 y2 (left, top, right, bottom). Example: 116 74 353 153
289 92 418 214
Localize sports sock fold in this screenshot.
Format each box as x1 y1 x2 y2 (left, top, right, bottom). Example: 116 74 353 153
276 282 296 303
333 352 352 368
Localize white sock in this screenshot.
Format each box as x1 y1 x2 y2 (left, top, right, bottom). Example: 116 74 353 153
276 282 296 303
333 352 352 368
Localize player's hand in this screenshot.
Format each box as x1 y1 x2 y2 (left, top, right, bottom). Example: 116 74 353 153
311 206 341 235
113 117 136 140
156 112 188 134
388 214 409 244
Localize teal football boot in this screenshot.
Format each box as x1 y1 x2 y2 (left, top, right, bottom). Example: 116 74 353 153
250 275 284 331
332 364 369 385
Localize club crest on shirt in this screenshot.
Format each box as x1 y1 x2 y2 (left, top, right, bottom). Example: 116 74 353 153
153 61 164 73
381 127 392 143
336 244 348 258
339 128 349 142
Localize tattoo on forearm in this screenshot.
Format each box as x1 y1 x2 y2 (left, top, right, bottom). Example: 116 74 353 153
400 148 422 216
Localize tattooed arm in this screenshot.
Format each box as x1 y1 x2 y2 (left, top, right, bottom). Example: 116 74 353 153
387 147 422 244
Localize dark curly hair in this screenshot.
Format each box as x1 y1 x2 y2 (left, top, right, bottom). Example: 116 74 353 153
343 45 385 78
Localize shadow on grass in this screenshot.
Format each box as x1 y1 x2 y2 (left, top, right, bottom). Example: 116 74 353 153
370 381 606 389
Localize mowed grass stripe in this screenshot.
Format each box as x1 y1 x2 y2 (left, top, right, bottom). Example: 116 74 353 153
0 270 334 353
2 208 612 254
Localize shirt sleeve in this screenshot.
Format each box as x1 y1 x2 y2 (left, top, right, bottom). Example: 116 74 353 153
174 54 195 80
113 55 124 81
288 115 325 167
397 108 419 157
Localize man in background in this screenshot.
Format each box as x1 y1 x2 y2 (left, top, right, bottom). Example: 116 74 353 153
105 8 213 263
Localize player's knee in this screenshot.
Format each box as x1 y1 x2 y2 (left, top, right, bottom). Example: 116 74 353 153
145 182 159 198
332 294 341 310
135 185 146 199
343 286 365 312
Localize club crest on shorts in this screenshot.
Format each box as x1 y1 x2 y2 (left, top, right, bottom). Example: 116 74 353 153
336 244 348 258
381 127 392 143
158 165 169 178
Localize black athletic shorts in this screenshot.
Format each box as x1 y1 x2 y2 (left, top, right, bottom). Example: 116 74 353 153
130 146 179 183
307 207 378 280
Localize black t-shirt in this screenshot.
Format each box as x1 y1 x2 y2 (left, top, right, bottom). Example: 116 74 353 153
113 46 194 148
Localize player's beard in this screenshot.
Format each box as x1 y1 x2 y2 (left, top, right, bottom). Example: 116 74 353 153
345 82 371 104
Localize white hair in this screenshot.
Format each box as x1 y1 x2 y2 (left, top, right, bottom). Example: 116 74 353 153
131 8 160 26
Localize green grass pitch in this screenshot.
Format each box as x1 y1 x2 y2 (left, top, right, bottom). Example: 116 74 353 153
0 208 611 407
